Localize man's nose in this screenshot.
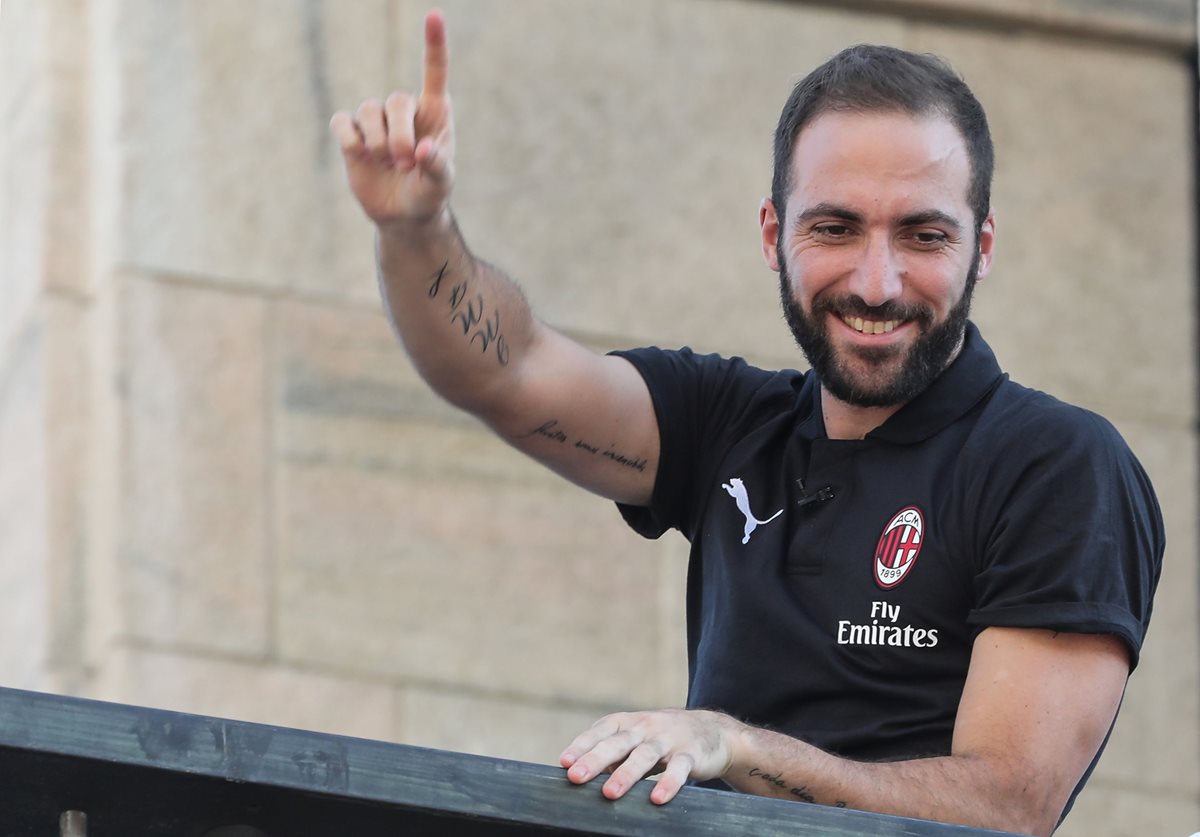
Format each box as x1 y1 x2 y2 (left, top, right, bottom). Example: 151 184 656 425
849 237 903 308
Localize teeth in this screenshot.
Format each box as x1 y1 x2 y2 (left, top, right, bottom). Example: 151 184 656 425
842 316 901 334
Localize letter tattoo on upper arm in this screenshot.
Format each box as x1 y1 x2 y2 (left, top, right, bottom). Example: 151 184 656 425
428 260 449 298
521 419 646 473
426 260 510 366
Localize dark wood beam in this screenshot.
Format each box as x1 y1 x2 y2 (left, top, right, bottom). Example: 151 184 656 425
0 687 1023 836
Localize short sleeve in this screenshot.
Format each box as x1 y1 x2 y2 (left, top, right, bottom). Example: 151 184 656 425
966 405 1165 668
609 347 793 541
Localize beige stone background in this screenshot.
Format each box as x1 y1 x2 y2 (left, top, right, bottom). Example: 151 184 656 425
0 0 1196 833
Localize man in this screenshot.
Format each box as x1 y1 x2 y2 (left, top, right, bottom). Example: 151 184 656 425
329 11 1163 836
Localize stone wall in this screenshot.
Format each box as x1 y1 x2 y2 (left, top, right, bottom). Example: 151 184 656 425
0 1 1195 834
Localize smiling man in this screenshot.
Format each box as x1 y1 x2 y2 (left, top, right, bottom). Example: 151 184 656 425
331 14 1163 836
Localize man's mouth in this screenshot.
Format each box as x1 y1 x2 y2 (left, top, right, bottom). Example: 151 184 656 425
840 315 903 335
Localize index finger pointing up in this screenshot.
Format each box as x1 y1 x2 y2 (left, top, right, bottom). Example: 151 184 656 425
422 9 449 98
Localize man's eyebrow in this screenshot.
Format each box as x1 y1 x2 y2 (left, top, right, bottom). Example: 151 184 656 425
897 209 963 233
793 203 864 227
792 204 964 234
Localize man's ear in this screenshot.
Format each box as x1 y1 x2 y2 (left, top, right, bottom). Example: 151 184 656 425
760 198 781 272
975 211 996 281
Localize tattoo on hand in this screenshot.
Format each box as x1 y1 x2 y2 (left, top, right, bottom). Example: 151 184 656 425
522 419 647 473
427 262 510 366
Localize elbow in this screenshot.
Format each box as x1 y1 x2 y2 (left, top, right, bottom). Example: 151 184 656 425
954 753 1066 837
406 355 520 420
982 775 1065 837
1008 810 1058 837
965 800 1055 837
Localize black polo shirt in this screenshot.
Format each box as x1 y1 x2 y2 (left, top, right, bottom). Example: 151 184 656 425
614 323 1163 807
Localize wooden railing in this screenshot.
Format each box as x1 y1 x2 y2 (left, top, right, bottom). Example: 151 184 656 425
0 687 1023 835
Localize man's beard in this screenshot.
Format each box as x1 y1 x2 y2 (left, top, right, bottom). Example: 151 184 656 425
779 250 979 408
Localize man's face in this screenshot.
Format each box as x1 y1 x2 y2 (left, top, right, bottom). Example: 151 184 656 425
761 110 995 408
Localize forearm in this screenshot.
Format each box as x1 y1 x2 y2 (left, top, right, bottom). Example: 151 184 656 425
726 723 1052 836
375 210 538 415
335 14 659 505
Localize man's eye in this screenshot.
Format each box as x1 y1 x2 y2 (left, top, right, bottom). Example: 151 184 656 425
815 224 851 237
912 231 948 245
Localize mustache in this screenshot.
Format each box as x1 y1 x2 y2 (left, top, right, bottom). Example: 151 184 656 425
811 294 933 325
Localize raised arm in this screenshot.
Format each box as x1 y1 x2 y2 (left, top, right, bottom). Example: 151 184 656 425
560 627 1130 836
329 11 658 506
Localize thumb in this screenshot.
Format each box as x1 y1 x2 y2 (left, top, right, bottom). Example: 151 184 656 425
415 136 452 183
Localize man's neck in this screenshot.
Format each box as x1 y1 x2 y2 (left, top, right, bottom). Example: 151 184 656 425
820 388 905 440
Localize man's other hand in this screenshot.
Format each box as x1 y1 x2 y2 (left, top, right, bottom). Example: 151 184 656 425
329 9 455 227
559 709 742 805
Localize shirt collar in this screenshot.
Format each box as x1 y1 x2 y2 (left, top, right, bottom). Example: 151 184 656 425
795 321 1005 444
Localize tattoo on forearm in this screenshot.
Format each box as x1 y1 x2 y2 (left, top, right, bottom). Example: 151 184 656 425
471 309 508 365
427 261 510 366
522 419 647 473
428 260 449 298
448 281 471 315
452 291 484 335
747 768 845 808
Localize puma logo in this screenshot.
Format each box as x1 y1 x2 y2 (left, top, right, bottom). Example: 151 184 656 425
721 477 783 545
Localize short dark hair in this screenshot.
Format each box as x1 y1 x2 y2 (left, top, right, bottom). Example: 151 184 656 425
772 45 994 231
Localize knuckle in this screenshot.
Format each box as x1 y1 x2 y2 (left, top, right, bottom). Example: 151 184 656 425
614 730 637 748
630 742 656 763
641 737 668 758
598 713 625 732
673 752 696 770
385 91 413 110
328 116 354 143
355 99 383 119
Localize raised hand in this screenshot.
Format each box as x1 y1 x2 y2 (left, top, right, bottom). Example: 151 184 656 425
560 709 741 805
330 10 455 227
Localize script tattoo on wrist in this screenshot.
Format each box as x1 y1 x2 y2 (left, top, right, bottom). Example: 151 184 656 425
747 767 839 807
522 420 647 473
427 260 510 366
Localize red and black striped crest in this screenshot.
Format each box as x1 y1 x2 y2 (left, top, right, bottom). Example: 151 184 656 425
874 506 925 589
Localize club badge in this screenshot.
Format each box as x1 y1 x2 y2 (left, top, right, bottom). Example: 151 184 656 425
874 506 925 589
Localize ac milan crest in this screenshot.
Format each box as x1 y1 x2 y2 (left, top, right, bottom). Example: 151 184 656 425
874 506 925 589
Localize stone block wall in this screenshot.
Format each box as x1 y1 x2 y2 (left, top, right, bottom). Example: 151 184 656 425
1 1 1195 834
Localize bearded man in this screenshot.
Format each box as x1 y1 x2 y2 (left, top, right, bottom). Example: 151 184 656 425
330 12 1163 836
